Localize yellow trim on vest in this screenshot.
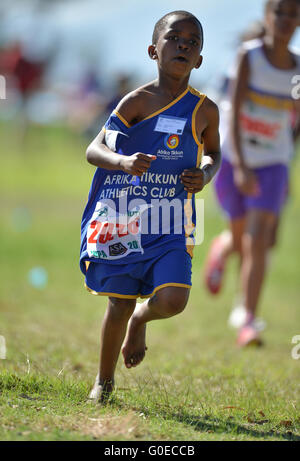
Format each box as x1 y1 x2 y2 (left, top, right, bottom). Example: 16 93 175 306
143 87 190 121
188 86 205 99
113 87 206 131
196 144 203 168
184 193 194 234
113 110 131 128
191 92 206 147
186 237 195 258
184 144 203 258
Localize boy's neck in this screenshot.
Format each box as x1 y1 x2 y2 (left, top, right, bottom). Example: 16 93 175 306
155 72 191 99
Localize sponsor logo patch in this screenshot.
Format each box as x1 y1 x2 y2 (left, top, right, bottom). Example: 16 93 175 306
164 134 180 149
109 242 128 257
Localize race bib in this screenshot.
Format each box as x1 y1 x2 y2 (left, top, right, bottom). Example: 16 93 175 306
87 202 146 260
154 115 187 135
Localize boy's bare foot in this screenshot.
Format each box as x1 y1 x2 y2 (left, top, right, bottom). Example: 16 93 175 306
122 305 147 368
88 374 114 403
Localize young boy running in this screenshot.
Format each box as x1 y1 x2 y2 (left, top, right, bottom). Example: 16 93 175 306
80 10 221 401
204 0 300 346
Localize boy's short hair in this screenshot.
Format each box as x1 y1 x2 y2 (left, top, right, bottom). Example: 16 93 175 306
152 10 204 52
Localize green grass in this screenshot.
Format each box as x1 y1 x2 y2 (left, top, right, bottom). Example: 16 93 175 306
0 122 299 441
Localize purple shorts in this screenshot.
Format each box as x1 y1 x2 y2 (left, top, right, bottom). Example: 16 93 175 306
215 157 289 219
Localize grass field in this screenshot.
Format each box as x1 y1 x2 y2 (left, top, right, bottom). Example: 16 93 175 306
0 122 299 441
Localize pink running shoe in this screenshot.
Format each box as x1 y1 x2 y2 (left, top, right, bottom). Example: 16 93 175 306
237 324 263 347
204 236 226 294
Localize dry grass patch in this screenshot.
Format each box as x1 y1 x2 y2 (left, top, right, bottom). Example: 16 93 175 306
70 411 147 440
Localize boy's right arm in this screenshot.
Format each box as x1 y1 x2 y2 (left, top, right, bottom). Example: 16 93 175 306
86 92 156 176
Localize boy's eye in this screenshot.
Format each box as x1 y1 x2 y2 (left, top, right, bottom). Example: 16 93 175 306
167 35 198 46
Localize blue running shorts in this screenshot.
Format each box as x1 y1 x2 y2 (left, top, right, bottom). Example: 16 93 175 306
84 249 192 299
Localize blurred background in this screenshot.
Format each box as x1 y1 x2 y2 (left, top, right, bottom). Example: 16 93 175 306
1 0 300 134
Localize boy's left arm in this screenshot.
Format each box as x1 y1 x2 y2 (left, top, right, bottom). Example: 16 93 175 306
181 99 221 193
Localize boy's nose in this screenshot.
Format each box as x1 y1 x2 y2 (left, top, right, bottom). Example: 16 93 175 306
178 39 190 50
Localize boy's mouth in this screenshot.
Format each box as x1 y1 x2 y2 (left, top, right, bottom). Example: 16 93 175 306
173 55 188 63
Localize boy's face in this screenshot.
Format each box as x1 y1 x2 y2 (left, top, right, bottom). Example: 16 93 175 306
265 0 300 41
149 15 203 78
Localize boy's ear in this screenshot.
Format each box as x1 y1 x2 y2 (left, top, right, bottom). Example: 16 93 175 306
148 45 158 60
195 55 203 69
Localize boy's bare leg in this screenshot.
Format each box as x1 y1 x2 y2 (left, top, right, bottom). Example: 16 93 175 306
90 297 136 401
241 210 276 322
122 286 190 368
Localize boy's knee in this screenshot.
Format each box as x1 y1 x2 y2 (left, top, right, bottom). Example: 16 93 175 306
108 297 136 320
155 287 189 317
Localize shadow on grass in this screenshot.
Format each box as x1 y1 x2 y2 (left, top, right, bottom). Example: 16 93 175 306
162 409 300 441
112 397 300 441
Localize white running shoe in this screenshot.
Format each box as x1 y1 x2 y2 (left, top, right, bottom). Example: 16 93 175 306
228 303 266 331
228 304 247 329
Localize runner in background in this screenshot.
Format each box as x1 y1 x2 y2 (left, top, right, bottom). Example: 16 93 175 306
204 0 300 346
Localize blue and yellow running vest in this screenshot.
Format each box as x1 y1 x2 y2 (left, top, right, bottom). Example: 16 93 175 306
80 86 206 273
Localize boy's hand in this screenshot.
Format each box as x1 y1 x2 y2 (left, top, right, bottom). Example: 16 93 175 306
180 167 209 194
120 153 156 176
233 165 260 197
